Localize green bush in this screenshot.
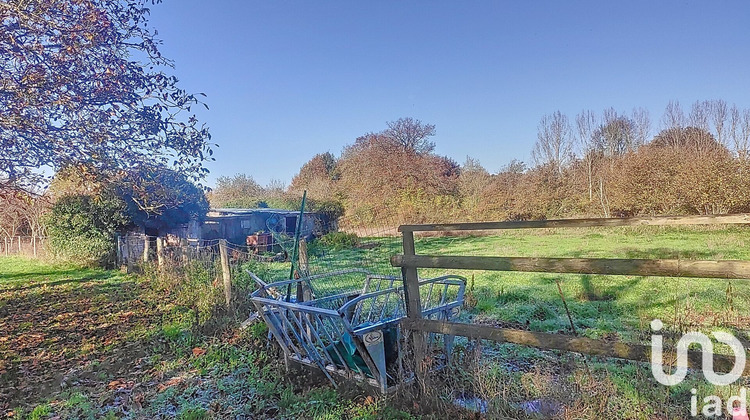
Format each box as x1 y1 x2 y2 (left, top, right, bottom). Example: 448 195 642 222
45 194 131 266
313 200 345 220
318 231 358 250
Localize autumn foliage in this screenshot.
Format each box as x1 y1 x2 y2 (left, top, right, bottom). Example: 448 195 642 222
283 105 750 224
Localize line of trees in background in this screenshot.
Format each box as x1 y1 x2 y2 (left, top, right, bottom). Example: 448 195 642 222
209 99 750 224
5 99 750 241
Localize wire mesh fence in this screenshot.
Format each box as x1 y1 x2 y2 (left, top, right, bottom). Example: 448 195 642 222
113 210 750 401
4 209 747 412
115 210 416 302
0 236 48 258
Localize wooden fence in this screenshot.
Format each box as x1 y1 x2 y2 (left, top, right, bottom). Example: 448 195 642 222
390 213 750 376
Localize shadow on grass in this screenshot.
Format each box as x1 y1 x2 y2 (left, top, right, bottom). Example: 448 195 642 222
0 275 156 411
566 247 727 260
622 247 725 260
0 268 86 280
2 271 124 291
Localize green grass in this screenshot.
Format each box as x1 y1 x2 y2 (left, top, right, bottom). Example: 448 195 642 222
302 226 750 342
3 226 750 419
0 256 126 287
299 226 750 418
419 227 750 340
0 256 410 419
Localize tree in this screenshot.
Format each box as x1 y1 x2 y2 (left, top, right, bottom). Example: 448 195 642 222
709 99 729 146
0 0 213 193
48 164 208 233
476 160 526 220
338 130 458 222
45 192 131 265
661 100 686 131
575 110 598 201
729 106 750 159
0 191 30 237
0 187 50 238
631 107 651 148
651 126 724 155
290 152 339 200
384 117 436 155
689 100 710 132
533 111 573 175
48 164 106 199
500 159 527 175
115 165 209 231
209 174 265 208
592 108 638 157
659 100 687 148
458 157 490 216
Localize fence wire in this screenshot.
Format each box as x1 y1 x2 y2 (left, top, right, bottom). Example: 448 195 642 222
0 236 47 258
113 210 425 317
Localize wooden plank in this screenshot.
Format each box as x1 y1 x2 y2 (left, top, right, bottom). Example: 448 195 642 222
398 213 750 232
401 231 422 319
402 318 750 376
401 231 427 389
391 255 750 279
156 237 165 269
219 239 232 308
142 236 150 263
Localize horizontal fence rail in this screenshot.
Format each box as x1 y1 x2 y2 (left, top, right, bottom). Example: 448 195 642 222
401 318 750 376
398 213 750 232
392 214 750 381
391 255 750 280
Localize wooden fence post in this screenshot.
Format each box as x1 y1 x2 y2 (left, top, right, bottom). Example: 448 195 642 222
401 230 426 390
115 234 122 267
126 237 134 274
298 239 310 278
180 238 189 263
18 236 21 254
156 237 165 269
143 235 150 263
219 239 232 309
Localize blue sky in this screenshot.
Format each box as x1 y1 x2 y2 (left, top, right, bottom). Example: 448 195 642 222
147 1 750 187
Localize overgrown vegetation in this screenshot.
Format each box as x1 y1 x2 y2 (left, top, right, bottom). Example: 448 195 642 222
3 226 749 418
41 165 210 267
0 256 411 419
319 231 359 250
45 193 131 266
259 104 750 224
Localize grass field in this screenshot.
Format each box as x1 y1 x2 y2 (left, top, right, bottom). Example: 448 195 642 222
304 226 750 340
0 257 406 419
296 226 750 418
2 226 750 419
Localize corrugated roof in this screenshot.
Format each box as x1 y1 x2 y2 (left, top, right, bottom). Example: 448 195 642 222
207 208 317 217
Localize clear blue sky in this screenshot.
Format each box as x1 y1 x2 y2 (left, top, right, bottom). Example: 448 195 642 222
147 1 750 187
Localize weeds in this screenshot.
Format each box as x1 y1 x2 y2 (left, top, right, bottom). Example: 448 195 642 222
4 225 750 418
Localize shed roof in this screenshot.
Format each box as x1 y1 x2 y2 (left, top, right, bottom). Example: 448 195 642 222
207 208 317 218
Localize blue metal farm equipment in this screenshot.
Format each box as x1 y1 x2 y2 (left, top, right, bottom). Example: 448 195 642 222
248 268 466 393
